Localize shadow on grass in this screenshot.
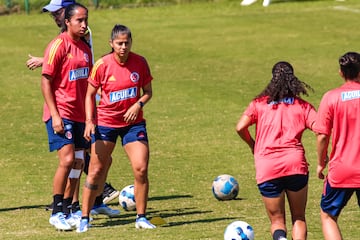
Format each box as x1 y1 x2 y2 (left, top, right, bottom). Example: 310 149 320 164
148 194 193 201
0 204 49 213
102 207 230 228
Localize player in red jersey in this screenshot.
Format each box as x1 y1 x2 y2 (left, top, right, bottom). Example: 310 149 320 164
314 52 360 240
41 3 92 230
236 61 316 240
77 24 155 233
28 0 120 215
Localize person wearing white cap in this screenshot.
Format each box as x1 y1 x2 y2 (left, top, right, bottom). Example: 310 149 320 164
240 0 271 7
26 0 121 223
26 0 76 70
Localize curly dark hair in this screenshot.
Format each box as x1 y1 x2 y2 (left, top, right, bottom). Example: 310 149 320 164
339 52 360 81
256 61 313 103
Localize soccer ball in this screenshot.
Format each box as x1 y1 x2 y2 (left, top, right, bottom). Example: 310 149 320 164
224 220 255 240
212 174 239 200
118 185 136 211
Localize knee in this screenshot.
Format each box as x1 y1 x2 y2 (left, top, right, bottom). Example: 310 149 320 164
134 167 148 182
59 156 75 169
88 165 105 181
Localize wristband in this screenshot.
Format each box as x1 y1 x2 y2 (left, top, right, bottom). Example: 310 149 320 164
138 101 144 108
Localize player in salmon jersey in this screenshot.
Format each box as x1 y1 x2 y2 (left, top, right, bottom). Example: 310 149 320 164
236 62 316 240
314 52 360 240
41 3 92 230
76 24 155 233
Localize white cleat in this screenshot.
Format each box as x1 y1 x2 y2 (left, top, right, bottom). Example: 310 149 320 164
49 212 72 231
263 0 271 7
135 217 156 229
65 213 81 228
90 203 120 217
240 0 257 6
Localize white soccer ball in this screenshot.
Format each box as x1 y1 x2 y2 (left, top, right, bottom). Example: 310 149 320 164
212 174 239 200
118 185 136 211
224 220 255 240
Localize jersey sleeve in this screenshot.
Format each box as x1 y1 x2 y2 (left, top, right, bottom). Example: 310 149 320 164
140 57 153 87
88 58 104 88
42 37 65 78
313 92 333 135
305 102 317 130
243 100 258 125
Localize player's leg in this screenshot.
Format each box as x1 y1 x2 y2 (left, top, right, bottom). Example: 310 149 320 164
319 180 354 240
286 185 308 240
122 122 155 229
63 149 84 226
77 140 115 233
125 141 149 215
320 209 341 240
90 155 120 217
258 178 287 240
50 143 75 230
102 156 120 204
285 174 308 240
262 193 287 239
83 149 119 204
124 140 155 229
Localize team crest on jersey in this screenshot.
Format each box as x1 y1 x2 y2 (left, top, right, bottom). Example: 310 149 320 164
84 53 89 63
130 72 140 83
109 87 137 103
69 67 89 81
67 53 73 59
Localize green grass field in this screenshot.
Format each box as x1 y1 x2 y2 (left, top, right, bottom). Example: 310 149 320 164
1 0 360 239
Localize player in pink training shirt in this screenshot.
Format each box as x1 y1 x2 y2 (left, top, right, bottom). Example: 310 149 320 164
236 61 316 240
314 52 360 240
77 24 155 233
41 3 92 230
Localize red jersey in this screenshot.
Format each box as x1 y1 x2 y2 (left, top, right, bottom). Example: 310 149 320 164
89 52 153 128
42 32 92 122
313 81 360 188
244 96 316 184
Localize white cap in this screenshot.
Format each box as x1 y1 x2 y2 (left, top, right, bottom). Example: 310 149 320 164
42 0 76 12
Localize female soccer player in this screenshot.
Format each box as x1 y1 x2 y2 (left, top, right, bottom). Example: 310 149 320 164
77 24 155 232
314 52 360 240
235 61 316 240
41 3 92 230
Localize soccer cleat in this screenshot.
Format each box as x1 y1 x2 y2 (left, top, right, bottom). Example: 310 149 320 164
135 217 156 229
76 219 90 233
262 0 271 7
102 182 120 204
73 210 82 218
65 213 81 228
240 0 257 6
73 210 93 222
49 212 72 231
90 203 120 217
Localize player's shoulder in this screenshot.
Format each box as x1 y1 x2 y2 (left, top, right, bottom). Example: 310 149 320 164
129 52 147 63
92 53 112 70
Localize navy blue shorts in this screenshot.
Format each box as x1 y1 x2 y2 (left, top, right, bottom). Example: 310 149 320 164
320 179 360 217
45 118 89 152
258 174 309 198
92 121 148 146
